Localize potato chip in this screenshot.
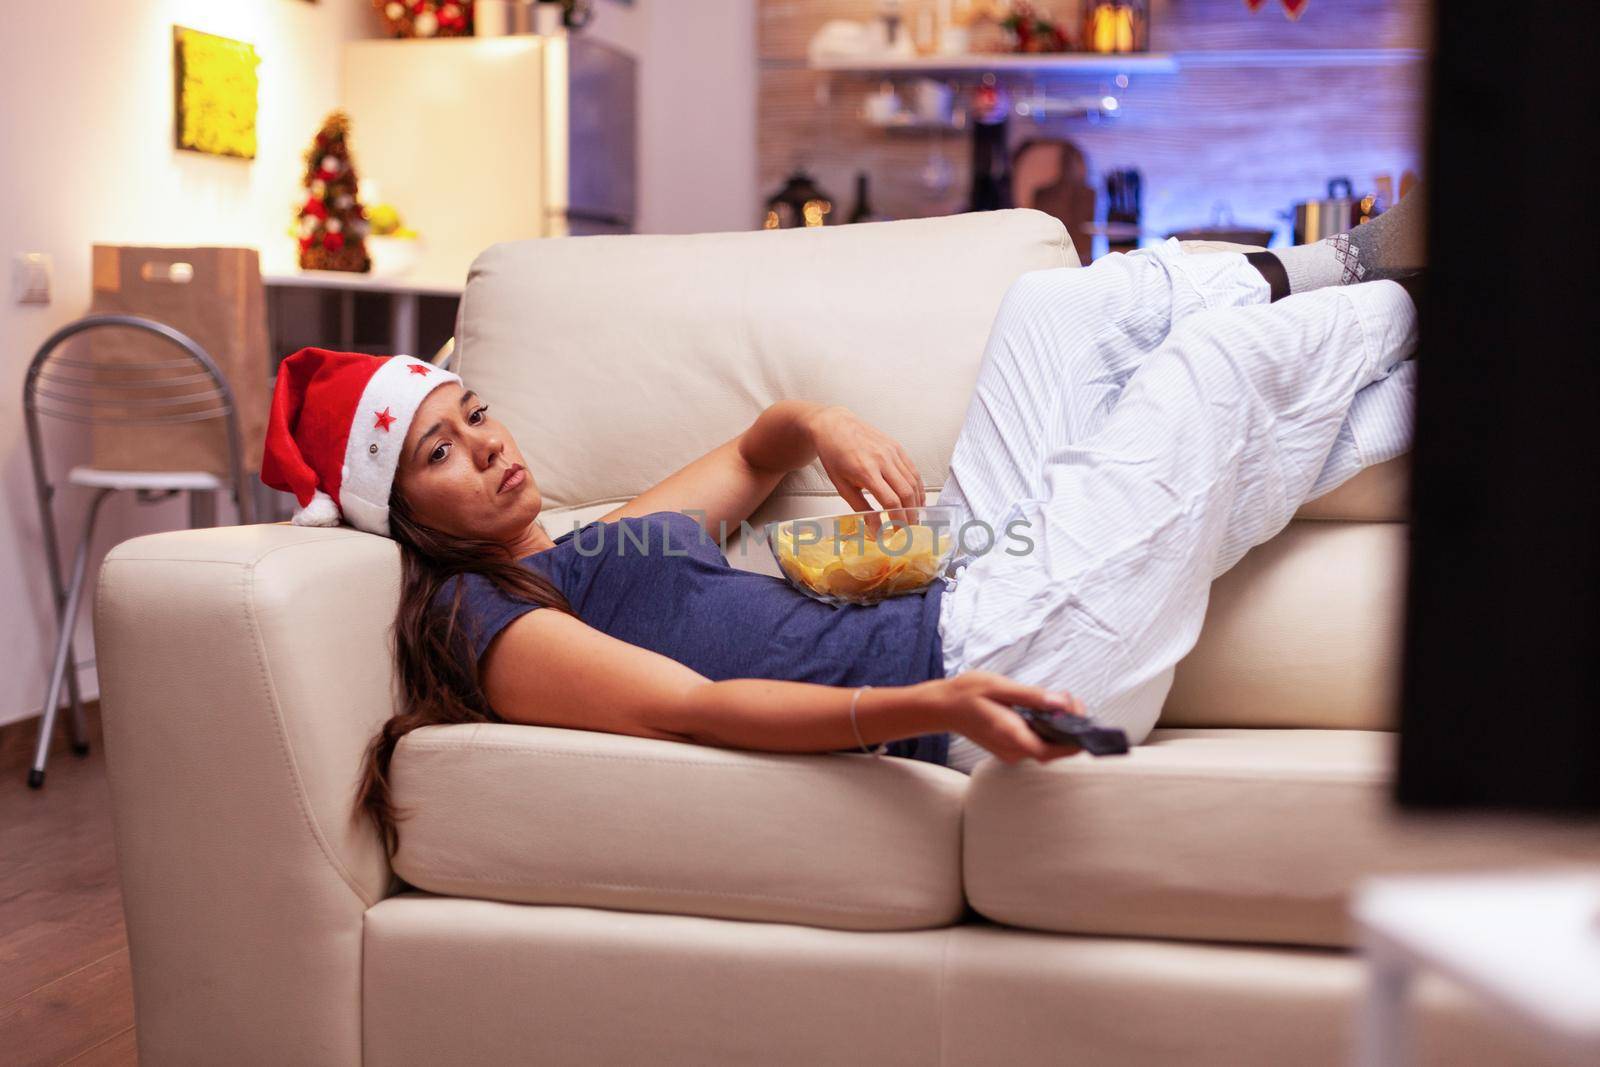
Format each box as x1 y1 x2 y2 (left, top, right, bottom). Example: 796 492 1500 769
819 561 873 597
840 551 890 583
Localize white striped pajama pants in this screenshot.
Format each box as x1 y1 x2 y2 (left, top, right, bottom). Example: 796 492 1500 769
936 240 1419 772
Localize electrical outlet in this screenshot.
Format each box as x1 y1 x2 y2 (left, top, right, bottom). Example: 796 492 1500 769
15 252 52 304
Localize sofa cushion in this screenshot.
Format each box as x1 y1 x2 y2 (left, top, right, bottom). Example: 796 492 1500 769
363 893 1558 1067
1164 517 1406 731
388 722 969 931
963 728 1600 949
456 208 1075 513
1295 452 1409 522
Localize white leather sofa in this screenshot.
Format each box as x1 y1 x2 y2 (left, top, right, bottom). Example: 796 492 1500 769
94 211 1596 1065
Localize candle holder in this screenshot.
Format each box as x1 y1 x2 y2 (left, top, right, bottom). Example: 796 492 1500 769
1083 0 1149 54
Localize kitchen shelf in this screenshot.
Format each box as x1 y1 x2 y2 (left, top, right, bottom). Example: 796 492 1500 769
806 47 1425 77
860 89 1120 133
861 110 971 132
810 52 1178 75
1174 47 1425 68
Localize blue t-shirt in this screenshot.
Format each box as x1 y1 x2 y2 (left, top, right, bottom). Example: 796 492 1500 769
434 510 952 766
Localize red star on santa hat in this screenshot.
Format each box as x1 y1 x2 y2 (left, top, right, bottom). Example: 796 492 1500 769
373 407 397 432
408 364 432 376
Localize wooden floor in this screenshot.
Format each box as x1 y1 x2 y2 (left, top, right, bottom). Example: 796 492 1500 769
0 705 139 1065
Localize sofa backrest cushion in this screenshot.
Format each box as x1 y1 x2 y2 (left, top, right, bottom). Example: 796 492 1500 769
454 209 1076 512
1163 507 1407 731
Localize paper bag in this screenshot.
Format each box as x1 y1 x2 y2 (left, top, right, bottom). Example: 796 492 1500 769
87 245 270 476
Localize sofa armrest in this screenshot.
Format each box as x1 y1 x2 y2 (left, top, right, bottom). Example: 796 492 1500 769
93 523 399 1065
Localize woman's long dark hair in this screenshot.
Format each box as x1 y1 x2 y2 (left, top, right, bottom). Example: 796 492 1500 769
356 486 575 856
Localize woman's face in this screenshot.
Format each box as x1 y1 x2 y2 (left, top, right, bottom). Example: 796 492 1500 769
394 382 544 543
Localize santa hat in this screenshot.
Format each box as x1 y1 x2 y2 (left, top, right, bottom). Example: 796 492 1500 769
260 347 462 538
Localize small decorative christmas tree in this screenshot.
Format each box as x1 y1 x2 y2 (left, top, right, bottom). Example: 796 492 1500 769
296 111 371 273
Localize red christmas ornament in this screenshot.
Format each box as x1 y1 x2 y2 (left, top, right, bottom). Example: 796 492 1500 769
324 231 346 253
373 0 473 39
303 197 328 219
1243 0 1309 16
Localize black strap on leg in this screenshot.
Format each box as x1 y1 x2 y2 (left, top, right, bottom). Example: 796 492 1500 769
1244 250 1290 303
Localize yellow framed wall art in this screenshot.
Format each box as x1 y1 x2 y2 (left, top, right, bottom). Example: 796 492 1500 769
173 26 260 159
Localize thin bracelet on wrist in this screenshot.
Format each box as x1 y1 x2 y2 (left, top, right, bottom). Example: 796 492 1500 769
849 684 881 757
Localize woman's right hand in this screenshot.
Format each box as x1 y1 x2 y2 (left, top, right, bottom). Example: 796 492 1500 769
919 671 1087 765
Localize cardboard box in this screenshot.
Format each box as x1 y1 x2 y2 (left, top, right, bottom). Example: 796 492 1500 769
87 245 270 477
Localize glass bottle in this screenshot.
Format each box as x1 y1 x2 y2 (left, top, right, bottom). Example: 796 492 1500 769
848 172 876 224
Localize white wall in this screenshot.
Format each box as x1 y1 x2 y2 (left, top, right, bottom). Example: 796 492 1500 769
0 1 374 729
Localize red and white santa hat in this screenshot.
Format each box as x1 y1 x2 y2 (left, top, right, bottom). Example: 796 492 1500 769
260 347 462 538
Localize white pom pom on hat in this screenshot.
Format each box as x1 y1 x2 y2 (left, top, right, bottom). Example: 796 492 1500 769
291 488 341 528
260 348 462 538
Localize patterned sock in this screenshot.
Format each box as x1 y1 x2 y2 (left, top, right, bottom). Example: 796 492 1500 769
1252 183 1428 300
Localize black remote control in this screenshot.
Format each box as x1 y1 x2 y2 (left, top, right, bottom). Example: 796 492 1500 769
1012 705 1130 757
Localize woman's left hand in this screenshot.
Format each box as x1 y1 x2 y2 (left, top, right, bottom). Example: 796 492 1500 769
808 405 927 515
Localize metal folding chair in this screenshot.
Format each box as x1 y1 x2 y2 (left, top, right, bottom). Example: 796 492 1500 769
22 313 254 788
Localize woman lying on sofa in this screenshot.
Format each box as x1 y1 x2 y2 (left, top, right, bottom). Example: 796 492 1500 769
259 189 1425 853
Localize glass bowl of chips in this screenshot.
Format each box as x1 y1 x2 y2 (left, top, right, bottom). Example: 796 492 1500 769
765 505 960 607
